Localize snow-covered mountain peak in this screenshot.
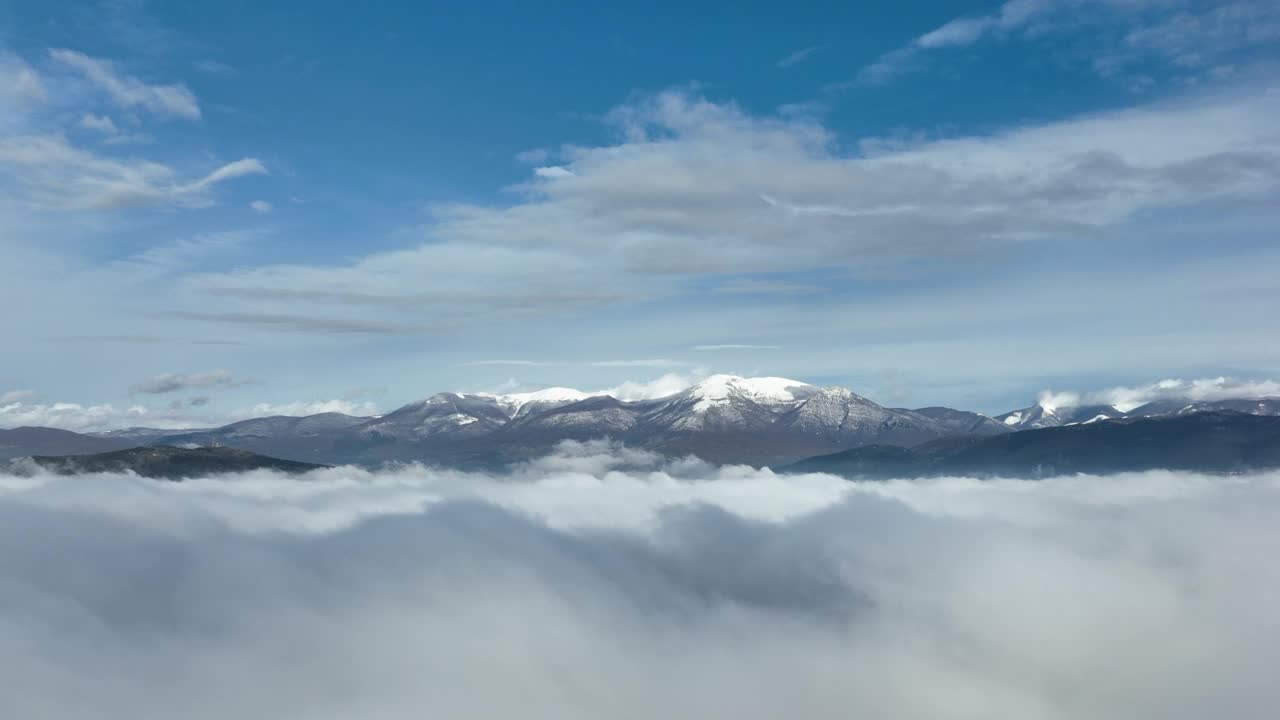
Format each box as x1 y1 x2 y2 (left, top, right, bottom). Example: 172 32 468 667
686 375 814 411
479 387 598 417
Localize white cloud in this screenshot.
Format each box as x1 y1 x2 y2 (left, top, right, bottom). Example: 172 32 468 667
186 85 1280 334
0 449 1277 718
129 369 237 395
0 400 153 432
601 372 703 400
49 48 201 120
692 344 781 351
1057 376 1280 412
249 199 273 214
0 53 46 113
1037 389 1083 412
193 158 267 188
0 134 266 209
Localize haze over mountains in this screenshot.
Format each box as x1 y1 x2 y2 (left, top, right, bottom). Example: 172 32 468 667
5 374 1280 475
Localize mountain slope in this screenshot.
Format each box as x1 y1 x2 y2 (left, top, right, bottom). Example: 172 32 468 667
0 426 138 460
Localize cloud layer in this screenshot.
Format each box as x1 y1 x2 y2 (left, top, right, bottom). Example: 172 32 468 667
1037 375 1280 411
185 85 1280 335
1 442 1278 718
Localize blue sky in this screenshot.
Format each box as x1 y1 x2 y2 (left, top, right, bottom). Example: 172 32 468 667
1 0 1278 430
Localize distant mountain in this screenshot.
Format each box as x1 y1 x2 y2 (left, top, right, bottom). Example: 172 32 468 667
995 402 1127 429
53 377 1280 471
89 426 214 442
153 412 371 463
785 412 1280 478
994 395 1280 430
1128 397 1280 418
149 375 1009 467
26 446 327 480
901 406 1009 435
0 426 138 461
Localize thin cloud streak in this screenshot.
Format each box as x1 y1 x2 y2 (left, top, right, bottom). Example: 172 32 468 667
128 369 237 395
49 48 201 119
777 45 823 68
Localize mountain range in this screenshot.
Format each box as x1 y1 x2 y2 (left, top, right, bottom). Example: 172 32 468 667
144 375 1011 468
784 411 1280 478
3 374 1279 473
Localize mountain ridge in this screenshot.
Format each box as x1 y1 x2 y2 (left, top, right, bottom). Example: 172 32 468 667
6 375 1279 470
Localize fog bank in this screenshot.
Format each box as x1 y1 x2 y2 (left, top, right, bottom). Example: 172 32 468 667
2 441 1277 719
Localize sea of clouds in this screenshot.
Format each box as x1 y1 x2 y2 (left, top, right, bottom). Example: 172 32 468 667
2 439 1278 719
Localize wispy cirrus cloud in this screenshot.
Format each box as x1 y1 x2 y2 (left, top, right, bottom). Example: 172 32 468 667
0 53 46 112
183 84 1280 340
49 48 200 120
777 45 823 68
172 311 434 335
0 134 265 210
857 0 1280 85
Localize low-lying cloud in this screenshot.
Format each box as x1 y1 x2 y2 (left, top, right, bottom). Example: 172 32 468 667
1037 375 1280 412
1 440 1277 718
